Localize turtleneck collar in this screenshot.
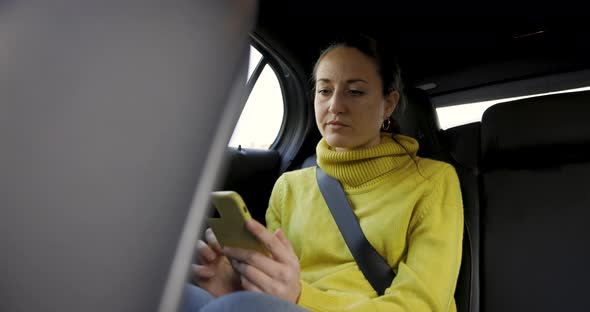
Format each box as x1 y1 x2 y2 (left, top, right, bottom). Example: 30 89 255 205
316 133 419 187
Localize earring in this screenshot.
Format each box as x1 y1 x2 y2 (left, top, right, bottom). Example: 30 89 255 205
382 118 391 131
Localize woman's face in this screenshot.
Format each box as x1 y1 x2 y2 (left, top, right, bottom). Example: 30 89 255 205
314 47 398 152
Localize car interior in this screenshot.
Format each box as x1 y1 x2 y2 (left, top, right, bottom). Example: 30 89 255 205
218 3 590 312
3 2 590 312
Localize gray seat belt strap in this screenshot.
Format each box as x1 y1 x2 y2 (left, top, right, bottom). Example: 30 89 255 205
315 166 395 296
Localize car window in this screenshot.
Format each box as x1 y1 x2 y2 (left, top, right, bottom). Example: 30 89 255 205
247 46 263 81
229 46 284 149
436 86 590 129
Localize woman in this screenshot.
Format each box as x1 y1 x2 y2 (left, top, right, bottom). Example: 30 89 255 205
183 34 464 312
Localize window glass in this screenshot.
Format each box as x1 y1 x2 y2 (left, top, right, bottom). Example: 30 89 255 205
229 62 284 149
247 46 263 81
436 86 590 129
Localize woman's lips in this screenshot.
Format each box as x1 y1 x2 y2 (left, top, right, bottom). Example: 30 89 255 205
327 120 348 129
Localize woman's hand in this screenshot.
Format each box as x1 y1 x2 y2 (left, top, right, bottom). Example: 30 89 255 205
223 219 301 304
191 228 241 297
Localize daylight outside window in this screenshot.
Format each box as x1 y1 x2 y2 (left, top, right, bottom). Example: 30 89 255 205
436 86 590 129
247 46 262 81
229 46 284 149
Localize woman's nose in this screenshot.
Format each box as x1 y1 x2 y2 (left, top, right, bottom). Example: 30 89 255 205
328 91 346 114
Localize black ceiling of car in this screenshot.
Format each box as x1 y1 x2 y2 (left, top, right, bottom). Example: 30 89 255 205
254 1 590 99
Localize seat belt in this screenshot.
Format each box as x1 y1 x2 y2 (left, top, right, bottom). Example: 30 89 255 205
315 166 395 296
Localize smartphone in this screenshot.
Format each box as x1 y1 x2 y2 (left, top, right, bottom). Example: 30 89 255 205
207 191 268 255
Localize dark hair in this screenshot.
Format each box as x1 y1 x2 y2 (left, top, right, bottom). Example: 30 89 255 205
311 33 405 133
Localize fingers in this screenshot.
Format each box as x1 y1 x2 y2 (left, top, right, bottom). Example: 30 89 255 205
229 245 301 304
235 262 275 293
205 228 222 254
191 264 215 281
224 225 301 305
245 220 290 263
196 228 223 265
196 240 217 264
223 246 282 279
240 274 263 293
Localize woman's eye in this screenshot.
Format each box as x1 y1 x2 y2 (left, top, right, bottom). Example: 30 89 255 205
349 89 365 96
317 89 332 96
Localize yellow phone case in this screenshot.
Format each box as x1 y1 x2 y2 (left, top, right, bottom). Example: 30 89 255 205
208 191 268 255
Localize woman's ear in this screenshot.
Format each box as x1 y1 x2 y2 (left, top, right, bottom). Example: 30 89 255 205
384 90 400 118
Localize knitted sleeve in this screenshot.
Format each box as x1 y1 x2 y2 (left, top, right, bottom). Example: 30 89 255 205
265 173 287 234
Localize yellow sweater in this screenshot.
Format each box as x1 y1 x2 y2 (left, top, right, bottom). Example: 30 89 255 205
265 133 463 312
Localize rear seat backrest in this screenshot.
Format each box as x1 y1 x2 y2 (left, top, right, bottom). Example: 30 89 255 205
442 122 481 312
444 122 481 173
480 91 590 311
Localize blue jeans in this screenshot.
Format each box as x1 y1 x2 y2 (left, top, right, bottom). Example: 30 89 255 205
181 284 308 312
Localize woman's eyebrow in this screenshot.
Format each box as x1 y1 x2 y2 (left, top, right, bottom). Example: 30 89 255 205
346 79 368 84
317 78 368 84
